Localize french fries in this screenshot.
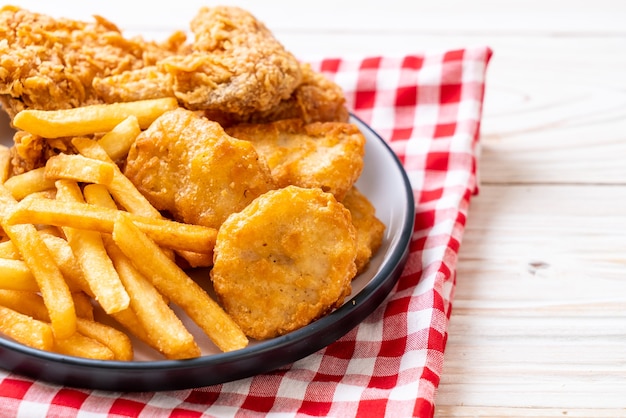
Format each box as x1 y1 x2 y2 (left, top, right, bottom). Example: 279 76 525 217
12 98 178 138
7 197 217 254
85 184 200 359
0 185 77 340
72 137 161 218
96 115 141 162
112 214 248 352
54 180 130 315
54 332 115 360
45 153 115 186
0 145 10 183
76 318 133 361
3 167 55 200
0 258 39 292
0 305 54 351
104 237 201 359
0 99 253 362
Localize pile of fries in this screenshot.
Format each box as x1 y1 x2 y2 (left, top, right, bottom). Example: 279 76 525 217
0 98 249 361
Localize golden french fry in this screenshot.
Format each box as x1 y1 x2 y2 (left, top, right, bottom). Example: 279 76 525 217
84 183 177 263
0 185 76 339
3 167 56 200
0 290 49 321
8 198 217 254
0 304 54 351
53 332 115 360
72 138 160 217
82 183 118 210
0 240 20 259
39 233 91 295
45 153 115 185
97 115 141 162
54 180 129 314
112 214 248 352
0 258 39 291
104 237 200 359
0 145 11 183
12 98 178 138
109 308 150 346
76 318 133 361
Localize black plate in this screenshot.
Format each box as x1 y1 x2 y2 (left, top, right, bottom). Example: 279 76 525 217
0 115 415 391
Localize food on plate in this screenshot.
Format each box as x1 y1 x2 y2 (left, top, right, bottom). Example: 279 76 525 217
0 6 300 117
12 98 178 138
0 303 54 351
124 108 275 229
54 179 130 315
0 6 175 117
226 118 366 201
211 186 357 340
342 187 386 274
112 213 248 352
0 5 386 362
7 192 218 254
0 184 77 340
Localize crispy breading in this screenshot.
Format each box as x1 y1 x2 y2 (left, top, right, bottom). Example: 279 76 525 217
342 187 386 274
123 108 275 229
0 6 181 118
211 186 357 340
204 63 350 127
93 6 302 114
226 118 365 201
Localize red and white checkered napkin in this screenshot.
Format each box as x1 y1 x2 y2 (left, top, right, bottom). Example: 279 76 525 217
0 46 492 417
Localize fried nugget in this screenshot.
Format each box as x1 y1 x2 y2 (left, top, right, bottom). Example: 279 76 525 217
226 119 365 201
342 187 386 274
123 108 275 229
211 186 357 340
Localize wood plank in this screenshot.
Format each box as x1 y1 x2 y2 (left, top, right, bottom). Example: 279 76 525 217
435 406 626 417
436 184 626 411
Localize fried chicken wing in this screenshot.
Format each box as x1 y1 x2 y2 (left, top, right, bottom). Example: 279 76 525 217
123 108 275 229
342 186 386 274
226 118 365 201
211 185 357 340
93 6 302 115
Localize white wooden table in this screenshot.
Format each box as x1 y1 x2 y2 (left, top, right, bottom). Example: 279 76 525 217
10 1 626 415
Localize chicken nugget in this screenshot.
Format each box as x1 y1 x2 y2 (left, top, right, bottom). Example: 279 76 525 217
342 187 386 274
226 119 365 201
211 185 357 340
124 108 275 229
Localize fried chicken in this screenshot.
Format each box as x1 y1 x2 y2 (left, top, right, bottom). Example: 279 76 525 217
211 185 357 340
123 108 275 229
226 118 365 201
204 63 350 127
0 5 182 118
0 6 301 118
93 6 302 115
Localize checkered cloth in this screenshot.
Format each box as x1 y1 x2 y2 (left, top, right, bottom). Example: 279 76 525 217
0 46 492 417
